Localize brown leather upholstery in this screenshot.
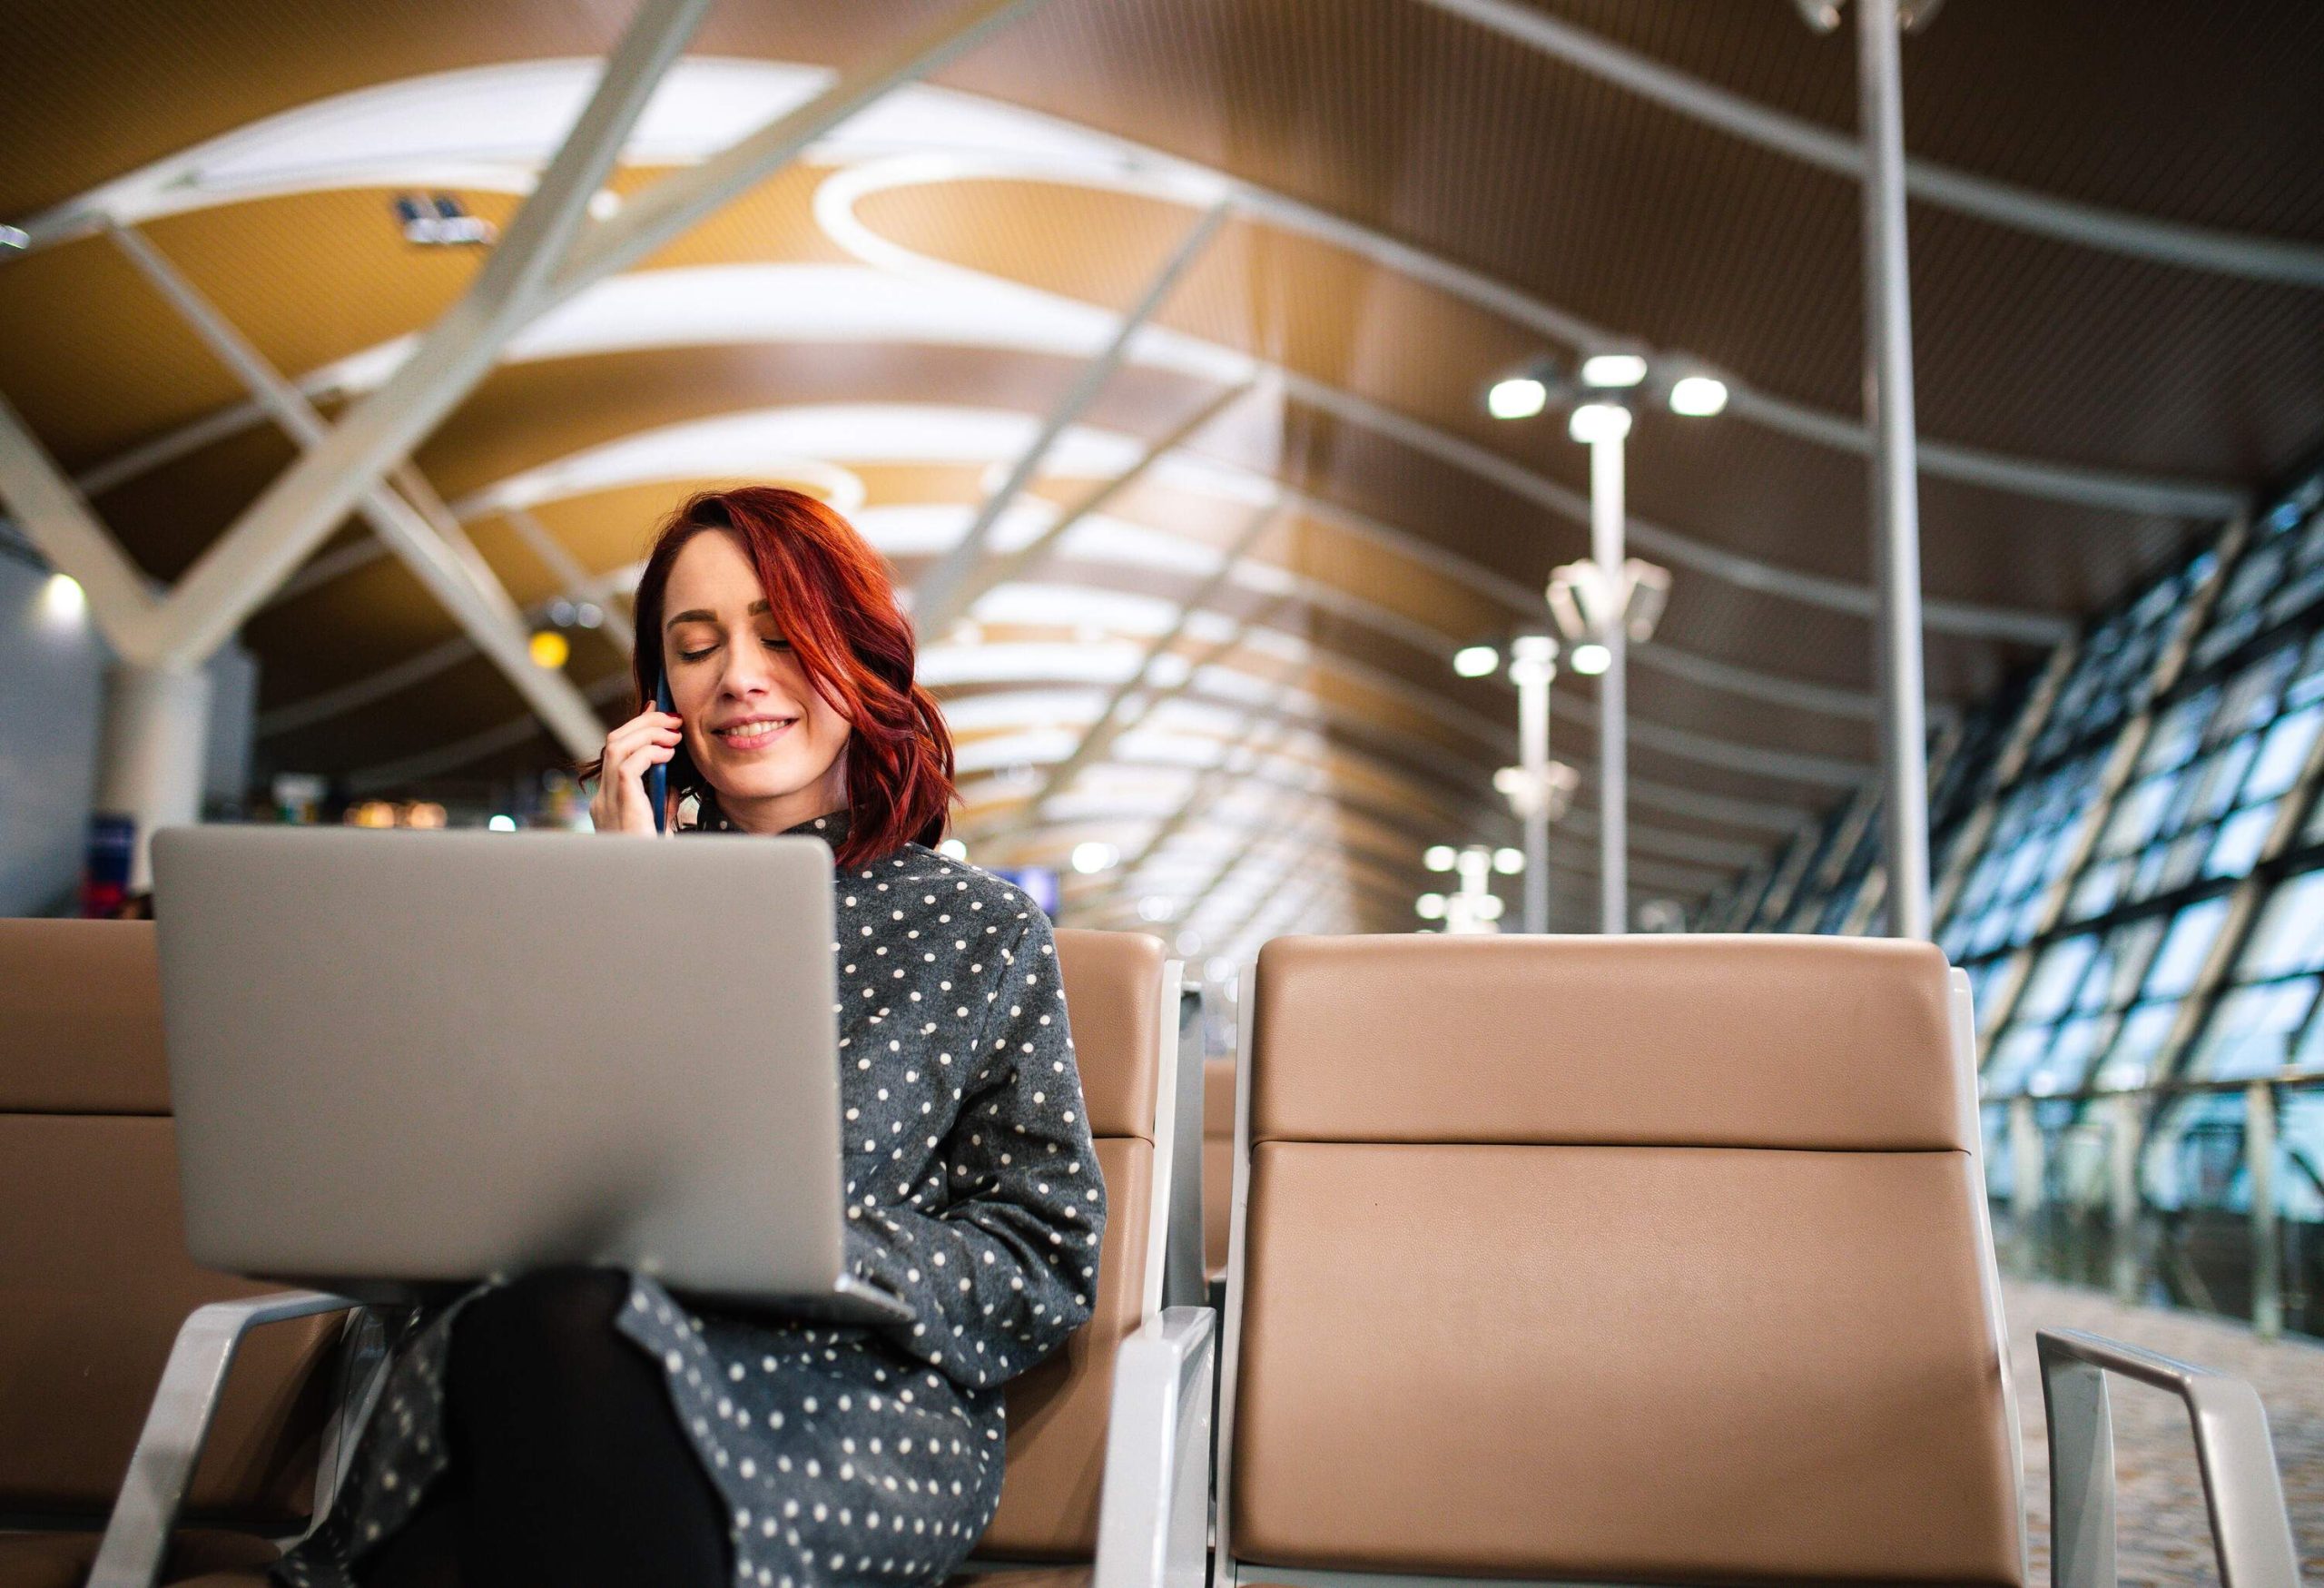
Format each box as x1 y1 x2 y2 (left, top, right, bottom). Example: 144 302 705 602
977 932 1165 1563
1229 935 2023 1588
0 922 344 1549
0 920 172 1113
1202 1060 1235 1280
1051 931 1165 1141
1250 934 1965 1151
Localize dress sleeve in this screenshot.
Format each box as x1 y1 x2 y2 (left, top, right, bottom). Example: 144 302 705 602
844 909 1107 1389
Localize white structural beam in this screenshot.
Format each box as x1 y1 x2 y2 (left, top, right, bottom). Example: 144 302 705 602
1859 0 1933 939
545 0 1053 303
148 0 716 669
0 390 162 659
1413 0 2324 291
913 201 1231 635
1590 429 1628 934
999 498 1282 830
106 222 605 755
503 506 636 658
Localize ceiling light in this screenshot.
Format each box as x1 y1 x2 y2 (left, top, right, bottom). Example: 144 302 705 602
588 189 624 221
1416 893 1447 921
1176 930 1204 958
40 572 85 627
574 601 605 628
1070 841 1118 874
0 225 28 254
1473 895 1505 922
1580 352 1648 390
547 597 577 626
1493 847 1526 875
487 814 517 832
1568 402 1632 445
1485 376 1548 421
1669 375 1729 417
938 838 969 861
1452 644 1500 678
1569 642 1611 676
1423 845 1457 873
1138 897 1175 922
527 629 570 669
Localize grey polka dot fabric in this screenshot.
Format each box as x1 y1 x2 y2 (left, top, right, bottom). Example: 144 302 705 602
277 811 1105 1588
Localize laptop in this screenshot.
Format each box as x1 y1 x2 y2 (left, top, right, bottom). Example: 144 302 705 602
150 824 911 1325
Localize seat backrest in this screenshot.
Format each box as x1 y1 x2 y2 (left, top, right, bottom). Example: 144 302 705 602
1202 1058 1235 1282
975 929 1171 1561
1221 934 2024 1587
0 919 344 1526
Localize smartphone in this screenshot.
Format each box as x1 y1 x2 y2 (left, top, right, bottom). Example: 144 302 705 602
650 673 675 834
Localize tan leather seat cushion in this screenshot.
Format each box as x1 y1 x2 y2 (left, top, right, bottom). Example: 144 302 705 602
0 1528 279 1588
0 1115 342 1521
943 1567 1089 1588
1251 935 1965 1150
1053 932 1164 1140
0 921 171 1114
979 1137 1150 1559
1231 1140 2021 1586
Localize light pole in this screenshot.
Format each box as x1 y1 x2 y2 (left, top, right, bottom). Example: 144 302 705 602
1487 353 1713 933
1494 634 1577 933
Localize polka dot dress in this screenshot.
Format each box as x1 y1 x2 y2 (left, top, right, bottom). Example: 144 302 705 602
278 812 1106 1588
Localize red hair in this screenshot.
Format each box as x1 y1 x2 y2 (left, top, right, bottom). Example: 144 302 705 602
590 487 955 866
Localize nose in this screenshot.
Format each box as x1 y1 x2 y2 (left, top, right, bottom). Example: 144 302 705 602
716 636 780 701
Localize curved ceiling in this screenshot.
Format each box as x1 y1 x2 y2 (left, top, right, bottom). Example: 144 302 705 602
5 0 2320 960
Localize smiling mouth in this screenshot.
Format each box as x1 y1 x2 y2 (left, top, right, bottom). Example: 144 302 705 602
714 717 797 746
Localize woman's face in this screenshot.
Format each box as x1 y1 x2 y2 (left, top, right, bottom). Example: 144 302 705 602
660 528 852 823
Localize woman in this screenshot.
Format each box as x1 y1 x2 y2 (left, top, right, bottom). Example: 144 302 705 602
281 487 1105 1588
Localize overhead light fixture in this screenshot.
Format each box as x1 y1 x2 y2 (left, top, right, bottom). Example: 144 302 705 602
1492 847 1526 875
1423 844 1458 873
1137 896 1175 922
528 629 570 669
1669 375 1729 417
0 224 28 255
1416 893 1448 921
1569 642 1611 676
1070 841 1118 874
1452 644 1500 678
393 193 496 247
1568 402 1632 445
547 597 577 626
40 572 85 628
1175 929 1204 958
574 601 605 629
487 814 518 832
1580 352 1649 390
938 838 969 861
1485 375 1549 421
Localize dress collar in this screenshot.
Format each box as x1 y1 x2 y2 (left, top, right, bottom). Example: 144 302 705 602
691 801 852 845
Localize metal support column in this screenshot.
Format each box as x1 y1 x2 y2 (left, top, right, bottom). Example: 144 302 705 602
2009 1095 2043 1276
1858 0 1932 938
1590 433 1627 933
94 663 212 892
2248 1080 2280 1340
2107 1091 2143 1306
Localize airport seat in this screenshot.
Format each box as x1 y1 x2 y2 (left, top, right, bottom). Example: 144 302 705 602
959 932 1184 1587
1200 1059 1234 1284
0 921 361 1588
1094 934 2306 1588
43 922 1191 1588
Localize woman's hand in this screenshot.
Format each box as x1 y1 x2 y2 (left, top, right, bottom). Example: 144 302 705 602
590 708 683 836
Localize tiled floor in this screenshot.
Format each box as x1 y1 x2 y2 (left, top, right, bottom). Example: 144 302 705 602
2004 1280 2324 1585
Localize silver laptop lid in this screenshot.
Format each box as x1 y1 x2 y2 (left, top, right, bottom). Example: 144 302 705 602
152 825 874 1311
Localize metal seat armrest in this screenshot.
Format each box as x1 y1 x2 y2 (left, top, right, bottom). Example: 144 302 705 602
1094 1307 1216 1588
2036 1327 2303 1588
90 1289 361 1588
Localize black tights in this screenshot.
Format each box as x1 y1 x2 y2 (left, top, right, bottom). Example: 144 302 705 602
359 1267 732 1588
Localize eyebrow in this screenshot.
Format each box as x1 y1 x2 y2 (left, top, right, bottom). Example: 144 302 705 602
665 598 772 630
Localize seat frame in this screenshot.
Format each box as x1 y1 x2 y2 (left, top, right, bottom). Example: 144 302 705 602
1090 952 2307 1588
87 953 1202 1588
